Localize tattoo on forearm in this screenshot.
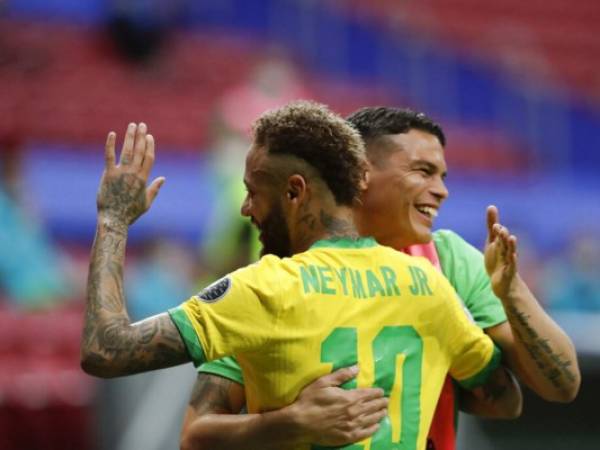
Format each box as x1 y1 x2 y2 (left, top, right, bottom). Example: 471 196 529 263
82 174 188 375
506 305 577 393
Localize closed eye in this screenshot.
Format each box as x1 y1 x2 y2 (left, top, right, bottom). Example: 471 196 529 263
415 165 434 176
413 162 446 179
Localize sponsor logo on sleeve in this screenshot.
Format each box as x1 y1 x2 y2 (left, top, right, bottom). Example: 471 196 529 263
196 277 231 303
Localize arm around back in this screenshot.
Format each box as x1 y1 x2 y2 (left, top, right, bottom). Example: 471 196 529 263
180 366 388 450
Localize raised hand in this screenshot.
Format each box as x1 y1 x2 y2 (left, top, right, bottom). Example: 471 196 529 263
484 205 519 299
96 123 165 227
82 123 189 378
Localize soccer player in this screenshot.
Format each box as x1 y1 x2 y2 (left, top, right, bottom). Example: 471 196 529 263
180 107 580 450
81 102 512 450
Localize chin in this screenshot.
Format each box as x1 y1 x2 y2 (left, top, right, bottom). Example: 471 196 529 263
411 228 433 245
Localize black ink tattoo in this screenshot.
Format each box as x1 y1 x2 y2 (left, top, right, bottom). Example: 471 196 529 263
320 210 359 239
189 374 242 415
82 212 189 377
506 305 577 395
298 213 317 230
481 373 509 402
97 173 146 226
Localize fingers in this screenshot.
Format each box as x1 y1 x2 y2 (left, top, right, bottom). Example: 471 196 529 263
492 224 519 264
350 422 381 443
487 205 499 240
113 123 155 175
493 224 508 254
508 235 518 265
314 365 359 388
487 205 499 229
356 395 389 415
356 406 388 428
104 132 116 170
119 123 137 165
141 134 155 178
343 403 388 443
132 122 148 167
146 176 165 208
351 387 386 403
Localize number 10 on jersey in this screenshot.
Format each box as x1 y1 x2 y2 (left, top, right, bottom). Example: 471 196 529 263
313 326 424 450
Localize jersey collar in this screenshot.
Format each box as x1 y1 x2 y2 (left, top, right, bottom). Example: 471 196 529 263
309 236 378 250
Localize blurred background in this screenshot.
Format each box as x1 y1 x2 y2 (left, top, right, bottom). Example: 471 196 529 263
0 0 599 449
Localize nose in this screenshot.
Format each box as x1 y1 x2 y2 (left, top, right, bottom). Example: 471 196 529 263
241 195 251 217
431 177 449 202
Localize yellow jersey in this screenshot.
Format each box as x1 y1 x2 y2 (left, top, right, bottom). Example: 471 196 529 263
169 237 500 450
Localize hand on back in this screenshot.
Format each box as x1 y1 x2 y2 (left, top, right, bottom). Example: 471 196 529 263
288 365 388 447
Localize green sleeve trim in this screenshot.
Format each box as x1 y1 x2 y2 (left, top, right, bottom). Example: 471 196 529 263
477 314 507 330
198 357 245 385
168 306 206 367
457 344 502 390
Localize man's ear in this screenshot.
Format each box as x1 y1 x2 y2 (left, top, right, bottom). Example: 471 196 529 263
360 168 370 192
286 174 307 202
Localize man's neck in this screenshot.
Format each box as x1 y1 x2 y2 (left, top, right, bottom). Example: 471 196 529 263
293 206 360 254
371 233 414 251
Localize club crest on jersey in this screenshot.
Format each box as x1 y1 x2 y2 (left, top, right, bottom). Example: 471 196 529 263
196 277 231 303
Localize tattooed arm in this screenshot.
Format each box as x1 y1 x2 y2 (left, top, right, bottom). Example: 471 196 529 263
484 206 580 402
460 367 522 419
81 123 190 378
180 368 388 450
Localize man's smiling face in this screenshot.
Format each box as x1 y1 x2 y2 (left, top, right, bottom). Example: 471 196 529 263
356 129 449 249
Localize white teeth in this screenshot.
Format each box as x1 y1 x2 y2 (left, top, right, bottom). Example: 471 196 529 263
416 206 438 218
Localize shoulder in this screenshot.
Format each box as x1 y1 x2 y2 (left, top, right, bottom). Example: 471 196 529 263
235 254 318 300
433 229 471 250
433 229 484 261
232 254 282 279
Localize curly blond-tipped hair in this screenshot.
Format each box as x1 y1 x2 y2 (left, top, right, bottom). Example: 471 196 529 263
253 101 367 206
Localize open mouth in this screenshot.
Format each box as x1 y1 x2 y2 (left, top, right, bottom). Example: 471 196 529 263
415 205 438 219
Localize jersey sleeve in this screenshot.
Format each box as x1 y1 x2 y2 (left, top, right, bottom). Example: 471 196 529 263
168 257 282 367
433 229 507 329
198 357 244 385
432 270 502 389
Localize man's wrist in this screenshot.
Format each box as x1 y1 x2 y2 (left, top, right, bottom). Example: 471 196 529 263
497 274 527 304
272 402 312 446
97 214 129 235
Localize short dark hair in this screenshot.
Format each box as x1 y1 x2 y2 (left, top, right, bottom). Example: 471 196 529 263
346 106 446 147
253 101 367 206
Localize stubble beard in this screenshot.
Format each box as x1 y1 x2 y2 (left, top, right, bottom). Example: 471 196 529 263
259 200 292 258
